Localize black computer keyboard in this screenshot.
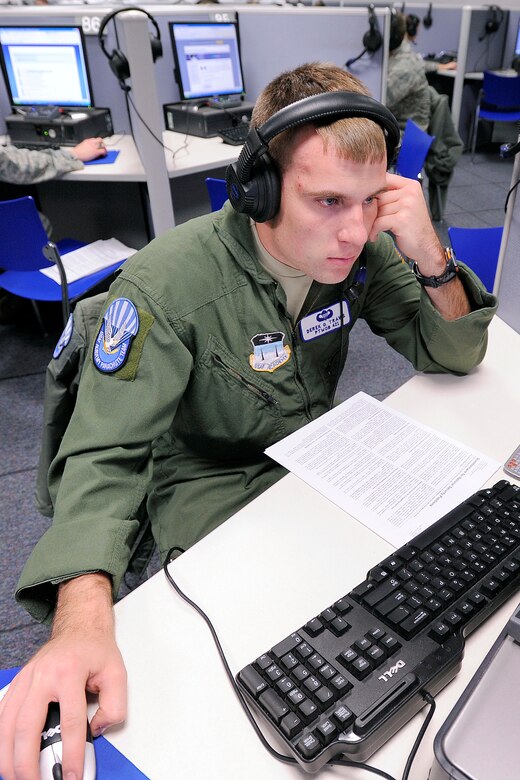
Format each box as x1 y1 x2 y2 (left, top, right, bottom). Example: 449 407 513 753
236 479 520 772
217 124 250 146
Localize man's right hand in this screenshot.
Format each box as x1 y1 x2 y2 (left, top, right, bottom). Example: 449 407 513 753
0 573 127 780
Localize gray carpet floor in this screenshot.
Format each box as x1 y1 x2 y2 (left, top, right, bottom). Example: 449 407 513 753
0 147 514 670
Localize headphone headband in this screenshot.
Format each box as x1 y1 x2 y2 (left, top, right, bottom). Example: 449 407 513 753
236 91 400 185
98 7 161 51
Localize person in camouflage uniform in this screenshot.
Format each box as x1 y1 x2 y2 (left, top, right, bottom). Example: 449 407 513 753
386 12 432 132
0 137 107 185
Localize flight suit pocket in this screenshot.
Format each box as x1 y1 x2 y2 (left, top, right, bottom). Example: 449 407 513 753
181 335 288 455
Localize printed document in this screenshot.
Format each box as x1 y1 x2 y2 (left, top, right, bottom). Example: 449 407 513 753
40 239 137 284
266 392 500 547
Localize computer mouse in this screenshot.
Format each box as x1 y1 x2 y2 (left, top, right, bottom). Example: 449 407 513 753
40 702 96 780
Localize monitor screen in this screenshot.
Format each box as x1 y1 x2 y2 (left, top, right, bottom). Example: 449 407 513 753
0 25 93 108
515 18 520 56
170 21 245 101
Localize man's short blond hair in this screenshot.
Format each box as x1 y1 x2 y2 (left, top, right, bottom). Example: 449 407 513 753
252 62 387 172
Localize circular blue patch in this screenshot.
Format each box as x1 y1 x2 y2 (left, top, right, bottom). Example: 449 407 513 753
53 313 74 359
93 298 139 374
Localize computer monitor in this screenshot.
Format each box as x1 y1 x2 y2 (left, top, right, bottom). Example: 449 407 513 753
169 21 245 103
515 18 520 56
0 25 93 109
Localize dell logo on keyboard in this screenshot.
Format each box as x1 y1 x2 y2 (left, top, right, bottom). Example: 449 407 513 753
378 659 406 682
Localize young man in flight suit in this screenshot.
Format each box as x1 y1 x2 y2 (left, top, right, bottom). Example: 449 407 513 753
0 62 497 779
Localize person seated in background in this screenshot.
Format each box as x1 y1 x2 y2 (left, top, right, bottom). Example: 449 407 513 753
387 12 463 221
0 62 496 780
405 13 457 74
0 137 107 186
387 12 432 132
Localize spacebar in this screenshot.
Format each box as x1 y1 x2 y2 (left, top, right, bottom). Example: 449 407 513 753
353 673 418 736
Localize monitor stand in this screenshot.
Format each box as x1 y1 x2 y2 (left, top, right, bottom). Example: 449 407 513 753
205 95 244 110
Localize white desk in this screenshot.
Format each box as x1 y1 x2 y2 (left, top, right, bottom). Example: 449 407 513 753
62 135 146 183
105 316 520 780
163 131 240 179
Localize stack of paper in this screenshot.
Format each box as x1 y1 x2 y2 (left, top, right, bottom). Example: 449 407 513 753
40 238 137 285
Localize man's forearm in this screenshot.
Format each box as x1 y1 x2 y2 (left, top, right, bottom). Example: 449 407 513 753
52 572 114 640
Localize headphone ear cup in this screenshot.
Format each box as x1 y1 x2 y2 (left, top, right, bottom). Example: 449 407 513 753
363 27 382 52
109 49 130 81
150 35 163 62
226 154 281 222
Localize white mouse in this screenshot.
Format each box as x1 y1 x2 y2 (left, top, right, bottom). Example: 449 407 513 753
40 702 96 780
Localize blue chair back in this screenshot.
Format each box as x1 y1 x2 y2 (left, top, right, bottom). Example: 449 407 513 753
448 225 503 293
395 119 435 181
205 177 228 211
482 72 520 109
0 196 53 271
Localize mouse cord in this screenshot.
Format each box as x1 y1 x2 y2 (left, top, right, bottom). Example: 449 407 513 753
163 548 436 780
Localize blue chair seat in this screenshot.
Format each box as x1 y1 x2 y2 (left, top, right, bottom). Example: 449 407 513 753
471 72 520 160
205 177 228 211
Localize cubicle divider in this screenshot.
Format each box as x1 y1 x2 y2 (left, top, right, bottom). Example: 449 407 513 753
495 143 520 333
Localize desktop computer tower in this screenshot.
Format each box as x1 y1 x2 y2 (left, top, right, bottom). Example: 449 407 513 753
5 108 113 148
163 101 254 139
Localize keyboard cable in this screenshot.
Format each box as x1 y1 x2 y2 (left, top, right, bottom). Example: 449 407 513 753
163 548 437 780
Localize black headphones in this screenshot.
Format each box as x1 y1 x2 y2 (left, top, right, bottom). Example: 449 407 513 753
423 3 433 29
406 13 420 38
225 91 400 223
363 4 383 53
98 7 162 83
479 5 504 41
389 9 405 51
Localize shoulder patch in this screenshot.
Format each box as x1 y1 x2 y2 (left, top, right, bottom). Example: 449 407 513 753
53 313 74 359
93 298 140 374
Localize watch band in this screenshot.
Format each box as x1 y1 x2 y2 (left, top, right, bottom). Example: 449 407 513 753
412 248 459 288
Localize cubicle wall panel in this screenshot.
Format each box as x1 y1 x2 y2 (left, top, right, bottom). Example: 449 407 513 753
394 3 461 60
466 8 509 73
236 6 386 103
497 150 520 335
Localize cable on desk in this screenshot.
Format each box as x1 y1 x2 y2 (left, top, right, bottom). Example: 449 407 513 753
163 548 437 779
123 89 190 162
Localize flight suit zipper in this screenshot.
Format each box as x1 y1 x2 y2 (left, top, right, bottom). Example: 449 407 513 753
212 353 278 405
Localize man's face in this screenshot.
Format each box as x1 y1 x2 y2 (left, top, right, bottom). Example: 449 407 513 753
256 128 388 285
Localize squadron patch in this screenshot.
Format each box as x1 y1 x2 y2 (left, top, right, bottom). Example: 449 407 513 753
299 301 351 342
53 313 74 359
249 331 291 373
93 297 140 373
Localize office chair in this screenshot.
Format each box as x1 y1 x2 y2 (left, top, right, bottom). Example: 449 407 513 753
0 196 126 330
448 225 503 292
395 119 435 180
470 71 520 162
205 177 228 211
394 119 444 219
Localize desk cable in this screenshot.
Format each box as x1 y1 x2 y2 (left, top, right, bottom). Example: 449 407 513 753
163 547 436 780
121 86 190 163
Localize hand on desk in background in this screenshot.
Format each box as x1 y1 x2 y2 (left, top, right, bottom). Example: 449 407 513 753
71 138 108 163
0 573 127 780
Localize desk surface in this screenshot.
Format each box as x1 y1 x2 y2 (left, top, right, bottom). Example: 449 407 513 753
163 131 240 178
105 315 520 780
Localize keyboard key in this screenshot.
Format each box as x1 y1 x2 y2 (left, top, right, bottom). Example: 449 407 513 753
298 698 319 724
281 712 303 739
259 688 289 722
272 634 303 658
305 618 324 637
316 718 337 745
333 597 352 614
297 732 321 759
329 616 350 636
363 577 400 607
330 673 352 694
333 704 354 728
429 622 450 642
239 665 267 698
351 657 372 679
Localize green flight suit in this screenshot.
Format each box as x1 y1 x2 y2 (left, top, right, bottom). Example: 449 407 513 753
17 204 497 622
